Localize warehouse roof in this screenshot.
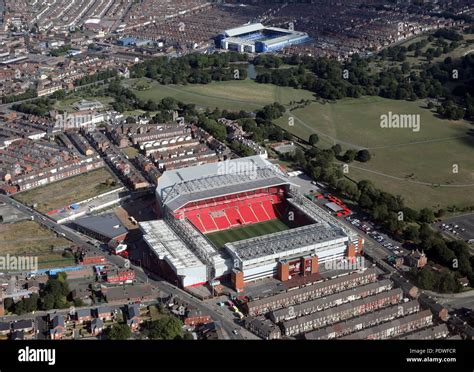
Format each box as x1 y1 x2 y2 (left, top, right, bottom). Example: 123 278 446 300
74 213 127 239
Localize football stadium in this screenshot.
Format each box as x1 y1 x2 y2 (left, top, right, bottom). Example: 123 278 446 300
140 156 363 291
218 23 310 53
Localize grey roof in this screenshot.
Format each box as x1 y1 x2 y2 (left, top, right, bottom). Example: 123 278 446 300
126 304 140 319
282 288 404 333
95 306 112 315
157 155 292 211
397 324 449 340
11 331 24 340
52 315 65 329
339 310 432 339
226 223 346 262
91 318 104 328
12 319 33 331
74 213 127 239
76 309 92 318
305 300 421 340
271 279 393 322
0 322 10 331
246 268 378 312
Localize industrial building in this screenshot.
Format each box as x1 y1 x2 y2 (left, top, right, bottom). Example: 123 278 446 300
218 23 309 53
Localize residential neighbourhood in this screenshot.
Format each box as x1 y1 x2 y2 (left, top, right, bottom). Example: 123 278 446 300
0 1 473 370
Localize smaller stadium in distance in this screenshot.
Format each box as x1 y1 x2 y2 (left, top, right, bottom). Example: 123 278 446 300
218 23 310 53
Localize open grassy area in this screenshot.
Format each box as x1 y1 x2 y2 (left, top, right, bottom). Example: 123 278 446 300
14 167 120 213
125 78 314 111
275 96 474 209
206 219 290 249
0 221 74 269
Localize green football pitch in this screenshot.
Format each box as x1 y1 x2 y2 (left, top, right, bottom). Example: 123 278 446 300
205 219 290 249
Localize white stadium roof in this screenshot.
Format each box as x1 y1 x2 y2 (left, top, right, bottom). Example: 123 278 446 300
224 23 265 37
140 220 204 271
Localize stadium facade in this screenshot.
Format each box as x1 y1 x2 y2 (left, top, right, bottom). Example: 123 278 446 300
218 23 309 53
140 155 363 291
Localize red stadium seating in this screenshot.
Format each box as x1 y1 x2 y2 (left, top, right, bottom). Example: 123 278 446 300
213 215 231 230
238 205 259 224
176 188 289 233
251 203 271 222
199 212 218 231
226 207 244 226
262 200 278 219
188 215 206 232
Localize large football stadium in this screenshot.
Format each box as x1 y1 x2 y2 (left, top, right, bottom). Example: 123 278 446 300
218 23 310 53
140 156 363 290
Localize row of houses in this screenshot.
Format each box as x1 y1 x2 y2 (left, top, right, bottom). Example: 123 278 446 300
281 288 404 337
243 268 378 316
86 130 150 190
269 279 393 323
339 310 433 340
0 136 104 193
304 300 421 340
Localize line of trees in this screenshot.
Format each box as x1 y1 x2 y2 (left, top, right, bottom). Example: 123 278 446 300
130 52 248 85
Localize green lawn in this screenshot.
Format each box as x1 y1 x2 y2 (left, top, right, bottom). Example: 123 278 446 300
275 96 474 209
206 219 290 249
125 78 315 111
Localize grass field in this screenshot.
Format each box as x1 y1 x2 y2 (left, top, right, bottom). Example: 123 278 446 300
206 219 289 249
275 96 474 209
0 221 75 269
13 168 120 213
125 78 315 111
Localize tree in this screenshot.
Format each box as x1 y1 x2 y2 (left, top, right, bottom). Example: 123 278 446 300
416 267 437 290
147 316 183 340
331 144 342 155
343 149 357 163
356 149 371 162
418 208 436 223
403 225 420 242
308 134 319 146
106 324 132 340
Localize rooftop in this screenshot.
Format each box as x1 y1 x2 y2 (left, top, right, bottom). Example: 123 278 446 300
226 223 347 263
74 213 128 240
140 220 205 271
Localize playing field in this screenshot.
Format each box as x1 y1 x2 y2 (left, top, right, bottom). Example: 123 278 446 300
275 96 474 209
126 78 314 111
206 219 290 249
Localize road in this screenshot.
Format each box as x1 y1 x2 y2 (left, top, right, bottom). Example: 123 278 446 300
1 194 256 339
